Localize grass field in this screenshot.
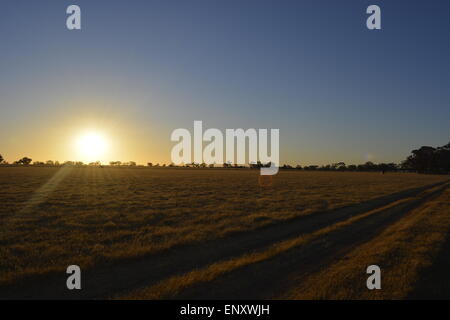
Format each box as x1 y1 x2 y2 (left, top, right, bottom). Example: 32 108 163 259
0 167 449 299
279 186 450 299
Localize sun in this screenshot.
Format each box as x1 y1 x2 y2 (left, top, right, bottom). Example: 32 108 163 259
75 131 109 162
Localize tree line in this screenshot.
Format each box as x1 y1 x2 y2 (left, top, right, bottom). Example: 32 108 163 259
0 141 448 173
400 142 450 174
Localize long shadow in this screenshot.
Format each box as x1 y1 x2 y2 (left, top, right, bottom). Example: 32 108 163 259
408 231 450 300
0 181 448 299
175 183 448 299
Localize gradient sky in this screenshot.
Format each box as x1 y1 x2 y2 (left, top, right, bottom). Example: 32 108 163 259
1 0 449 165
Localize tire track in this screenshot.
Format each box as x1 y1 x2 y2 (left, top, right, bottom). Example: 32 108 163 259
170 183 448 299
0 181 448 299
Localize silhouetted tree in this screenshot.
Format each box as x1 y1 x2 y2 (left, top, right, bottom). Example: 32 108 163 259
0 154 3 164
378 163 398 173
435 142 450 173
356 161 376 171
16 157 32 165
403 146 436 173
402 142 450 173
249 161 263 169
335 162 346 171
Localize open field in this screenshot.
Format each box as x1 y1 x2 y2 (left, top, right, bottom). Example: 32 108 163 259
279 186 450 299
0 167 449 299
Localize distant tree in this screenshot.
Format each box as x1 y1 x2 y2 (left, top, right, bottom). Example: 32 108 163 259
335 162 346 171
46 160 54 166
16 157 32 165
249 161 262 169
147 162 153 167
378 163 398 173
403 146 436 173
223 161 233 168
357 161 376 171
0 154 3 164
435 142 450 173
402 142 450 173
295 165 302 170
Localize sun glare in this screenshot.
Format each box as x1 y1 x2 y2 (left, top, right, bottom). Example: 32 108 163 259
75 131 109 162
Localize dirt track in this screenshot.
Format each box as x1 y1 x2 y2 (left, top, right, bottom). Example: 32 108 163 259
0 181 448 299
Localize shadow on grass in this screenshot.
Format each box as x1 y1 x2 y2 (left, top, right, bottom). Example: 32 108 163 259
408 232 450 300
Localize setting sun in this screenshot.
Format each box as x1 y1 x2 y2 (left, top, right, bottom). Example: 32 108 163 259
75 131 109 162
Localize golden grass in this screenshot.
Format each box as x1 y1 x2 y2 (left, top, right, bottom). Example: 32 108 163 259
121 188 438 299
0 167 448 284
279 186 450 299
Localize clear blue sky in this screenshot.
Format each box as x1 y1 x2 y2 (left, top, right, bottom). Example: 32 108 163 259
0 0 449 165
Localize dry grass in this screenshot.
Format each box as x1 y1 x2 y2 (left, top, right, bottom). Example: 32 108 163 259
279 186 450 299
121 194 417 299
0 167 448 284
